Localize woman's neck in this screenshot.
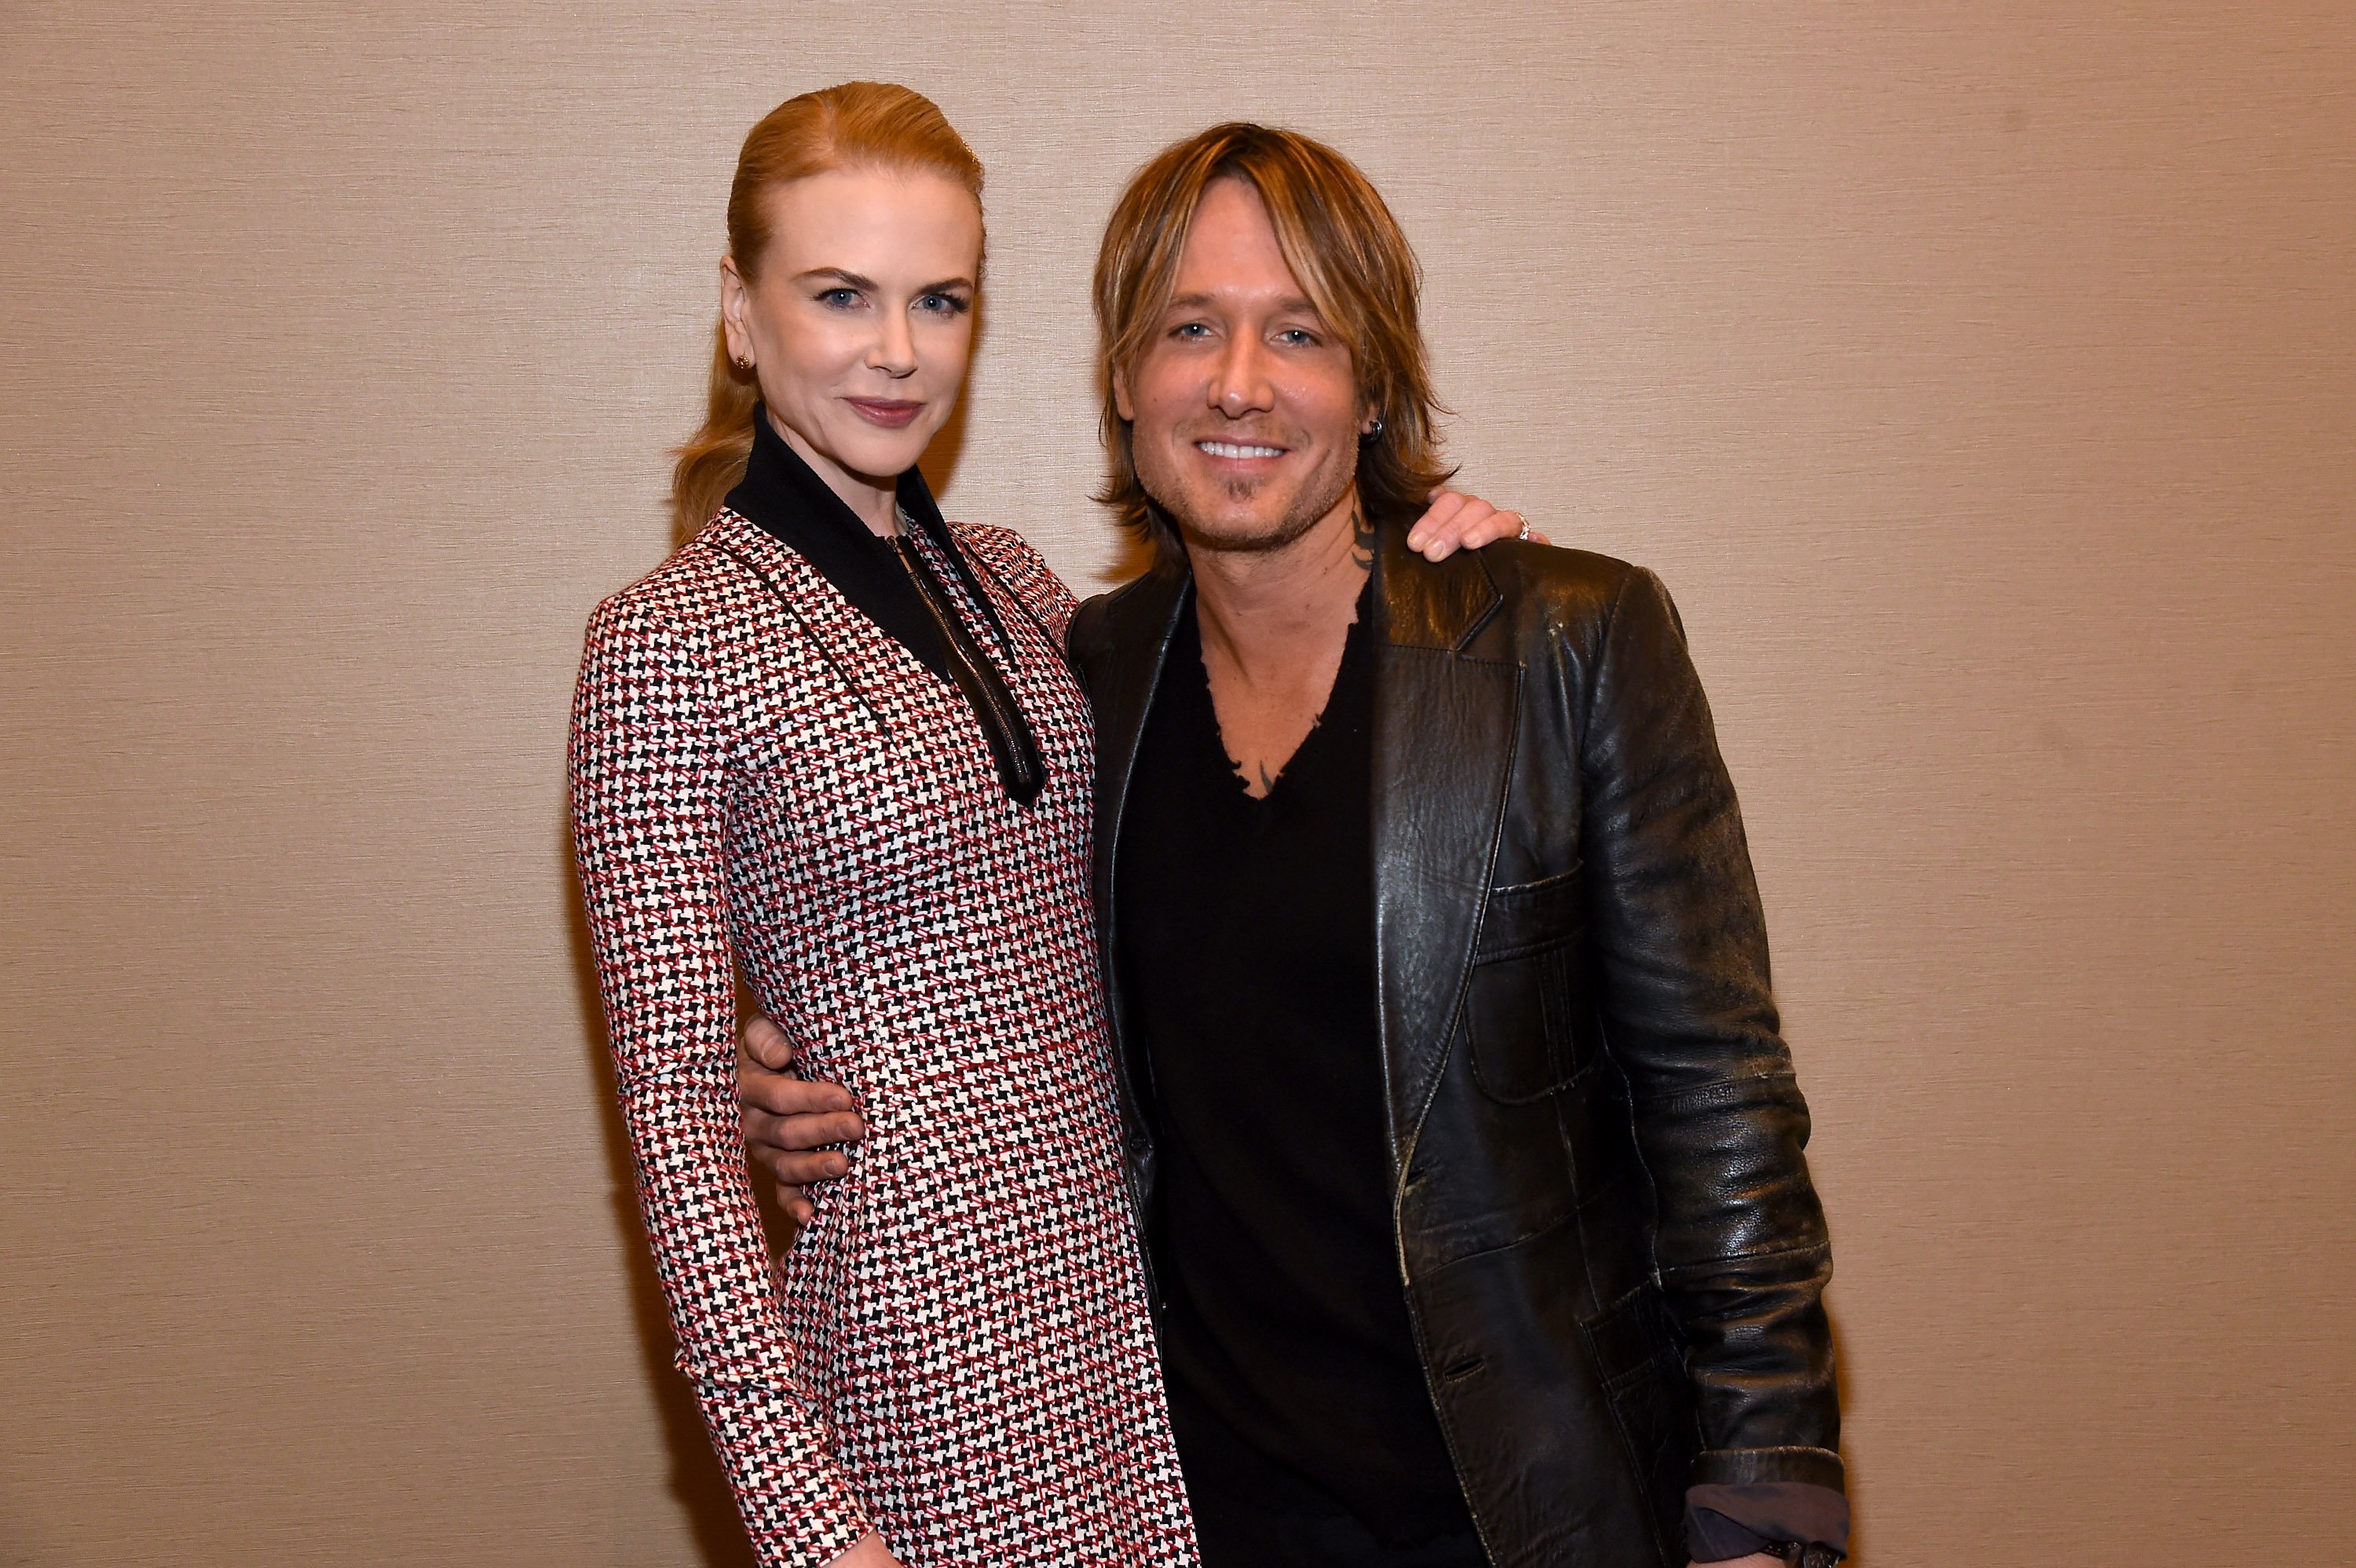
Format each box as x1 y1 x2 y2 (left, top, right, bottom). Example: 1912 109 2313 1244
770 411 902 536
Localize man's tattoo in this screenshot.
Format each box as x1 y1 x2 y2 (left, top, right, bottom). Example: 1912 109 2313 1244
1351 503 1374 571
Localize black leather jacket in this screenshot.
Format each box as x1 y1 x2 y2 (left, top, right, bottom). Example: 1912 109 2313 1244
1068 523 1842 1568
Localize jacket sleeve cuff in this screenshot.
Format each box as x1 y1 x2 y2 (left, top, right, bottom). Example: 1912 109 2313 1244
1685 1479 1849 1561
1690 1444 1846 1492
696 1378 874 1568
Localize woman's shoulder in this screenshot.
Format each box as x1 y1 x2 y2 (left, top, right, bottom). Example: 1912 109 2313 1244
945 518 1048 573
584 516 753 645
946 520 1078 624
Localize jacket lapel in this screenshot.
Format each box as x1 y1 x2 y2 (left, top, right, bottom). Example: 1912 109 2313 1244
1087 562 1191 951
1372 525 1520 1177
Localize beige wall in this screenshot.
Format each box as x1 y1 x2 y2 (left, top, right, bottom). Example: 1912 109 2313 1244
4 3 2351 1563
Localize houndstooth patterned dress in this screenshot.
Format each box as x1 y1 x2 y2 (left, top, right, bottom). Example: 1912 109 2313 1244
570 508 1199 1568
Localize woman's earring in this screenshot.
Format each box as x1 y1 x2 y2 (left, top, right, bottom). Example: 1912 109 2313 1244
734 353 753 372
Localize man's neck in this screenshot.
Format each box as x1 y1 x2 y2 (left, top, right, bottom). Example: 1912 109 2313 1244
1187 492 1373 690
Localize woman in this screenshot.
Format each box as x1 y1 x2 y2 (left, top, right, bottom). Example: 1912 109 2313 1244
570 83 1525 1568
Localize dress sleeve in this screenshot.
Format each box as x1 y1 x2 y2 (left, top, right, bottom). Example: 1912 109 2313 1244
569 599 873 1568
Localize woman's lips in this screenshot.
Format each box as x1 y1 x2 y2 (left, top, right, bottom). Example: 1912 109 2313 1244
846 397 924 429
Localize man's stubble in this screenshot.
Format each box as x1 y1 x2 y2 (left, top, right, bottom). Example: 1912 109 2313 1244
1142 446 1361 563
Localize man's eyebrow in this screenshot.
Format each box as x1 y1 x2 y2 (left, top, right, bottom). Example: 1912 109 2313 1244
1162 290 1323 316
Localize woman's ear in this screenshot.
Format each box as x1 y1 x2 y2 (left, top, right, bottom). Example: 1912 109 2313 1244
719 255 753 364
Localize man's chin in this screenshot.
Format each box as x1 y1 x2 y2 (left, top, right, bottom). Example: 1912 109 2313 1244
1156 489 1342 558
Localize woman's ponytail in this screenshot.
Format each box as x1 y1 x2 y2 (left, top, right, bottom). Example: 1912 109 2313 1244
670 322 762 544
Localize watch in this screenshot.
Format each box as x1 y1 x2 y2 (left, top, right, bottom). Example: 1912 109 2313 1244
1771 1544 1841 1568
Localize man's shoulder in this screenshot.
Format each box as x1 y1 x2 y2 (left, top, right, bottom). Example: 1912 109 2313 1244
1452 539 1707 689
1476 539 1653 621
1069 563 1181 662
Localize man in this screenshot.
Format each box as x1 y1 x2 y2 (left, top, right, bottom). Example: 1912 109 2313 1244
741 124 1844 1568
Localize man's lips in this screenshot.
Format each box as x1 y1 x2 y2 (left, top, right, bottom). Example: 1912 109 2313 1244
1193 437 1289 462
846 397 924 429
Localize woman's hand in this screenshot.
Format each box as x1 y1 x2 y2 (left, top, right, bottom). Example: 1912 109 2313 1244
829 1532 904 1567
1406 488 1549 560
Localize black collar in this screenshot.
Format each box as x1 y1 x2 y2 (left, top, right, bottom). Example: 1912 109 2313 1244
724 407 955 686
719 408 1046 804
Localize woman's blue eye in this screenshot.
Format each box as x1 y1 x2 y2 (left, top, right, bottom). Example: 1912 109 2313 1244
918 294 969 315
818 288 860 308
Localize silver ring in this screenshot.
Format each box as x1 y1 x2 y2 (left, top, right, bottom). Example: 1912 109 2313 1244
1515 515 1532 541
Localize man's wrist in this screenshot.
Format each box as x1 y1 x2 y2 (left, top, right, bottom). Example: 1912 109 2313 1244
1766 1544 1841 1568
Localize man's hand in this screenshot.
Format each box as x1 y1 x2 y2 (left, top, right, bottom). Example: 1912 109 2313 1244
738 1015 865 1225
1406 488 1550 560
828 1532 903 1567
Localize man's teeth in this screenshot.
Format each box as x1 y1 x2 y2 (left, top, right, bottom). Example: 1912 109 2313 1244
1198 440 1283 459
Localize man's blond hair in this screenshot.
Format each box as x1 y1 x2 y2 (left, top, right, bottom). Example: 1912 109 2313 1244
1092 123 1454 564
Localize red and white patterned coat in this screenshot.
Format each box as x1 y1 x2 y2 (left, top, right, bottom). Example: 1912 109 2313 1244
569 509 1199 1568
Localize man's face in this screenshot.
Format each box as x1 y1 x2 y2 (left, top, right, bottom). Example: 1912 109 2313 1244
1114 178 1373 555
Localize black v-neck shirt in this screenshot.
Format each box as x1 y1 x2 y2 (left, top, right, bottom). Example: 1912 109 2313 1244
1116 583 1482 1563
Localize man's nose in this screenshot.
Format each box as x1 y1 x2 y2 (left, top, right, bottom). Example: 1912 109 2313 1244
1209 336 1275 415
869 309 918 378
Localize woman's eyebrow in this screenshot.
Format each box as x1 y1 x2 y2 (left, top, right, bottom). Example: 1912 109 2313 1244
792 267 975 295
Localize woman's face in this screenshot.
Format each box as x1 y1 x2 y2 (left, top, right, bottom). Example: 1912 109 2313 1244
721 167 982 504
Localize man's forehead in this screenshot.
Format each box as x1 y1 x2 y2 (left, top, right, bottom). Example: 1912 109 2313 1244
1167 179 1317 308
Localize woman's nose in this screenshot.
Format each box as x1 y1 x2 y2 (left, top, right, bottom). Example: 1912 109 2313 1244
869 311 919 377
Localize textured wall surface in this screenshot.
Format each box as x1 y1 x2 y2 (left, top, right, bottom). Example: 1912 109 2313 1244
3 3 2351 1564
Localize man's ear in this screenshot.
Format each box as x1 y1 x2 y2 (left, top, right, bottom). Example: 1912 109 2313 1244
1111 364 1136 423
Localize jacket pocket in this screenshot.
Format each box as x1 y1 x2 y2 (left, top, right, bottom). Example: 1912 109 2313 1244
1579 1284 1701 1563
1464 867 1593 1104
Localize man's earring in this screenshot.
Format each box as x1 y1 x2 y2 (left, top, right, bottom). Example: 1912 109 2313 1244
1362 415 1384 440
